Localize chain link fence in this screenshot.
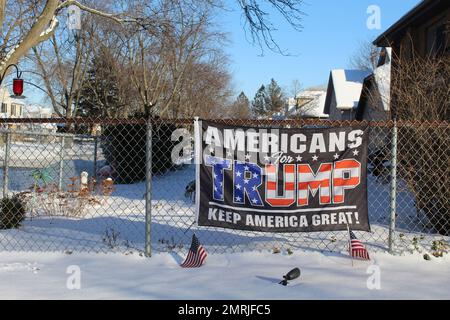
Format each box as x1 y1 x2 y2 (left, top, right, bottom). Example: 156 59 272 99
0 118 448 256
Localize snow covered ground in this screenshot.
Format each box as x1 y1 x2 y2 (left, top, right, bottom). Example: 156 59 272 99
0 250 449 299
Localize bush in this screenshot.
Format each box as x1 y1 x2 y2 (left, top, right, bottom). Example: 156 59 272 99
0 197 26 230
101 120 179 184
398 126 449 235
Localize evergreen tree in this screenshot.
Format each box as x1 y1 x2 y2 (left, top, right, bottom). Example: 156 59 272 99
230 92 251 119
77 50 121 118
266 78 287 116
252 85 268 118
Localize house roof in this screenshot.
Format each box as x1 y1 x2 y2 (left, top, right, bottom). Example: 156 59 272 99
356 47 392 120
289 90 328 118
324 69 370 114
373 0 449 47
0 87 26 105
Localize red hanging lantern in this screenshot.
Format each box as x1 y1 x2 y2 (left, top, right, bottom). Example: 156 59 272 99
13 78 24 96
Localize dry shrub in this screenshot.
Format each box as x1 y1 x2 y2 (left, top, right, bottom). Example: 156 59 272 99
391 48 449 235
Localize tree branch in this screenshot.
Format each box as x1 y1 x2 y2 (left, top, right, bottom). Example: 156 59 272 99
57 0 137 24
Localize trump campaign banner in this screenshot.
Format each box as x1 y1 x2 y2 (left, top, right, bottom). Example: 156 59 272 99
194 120 370 233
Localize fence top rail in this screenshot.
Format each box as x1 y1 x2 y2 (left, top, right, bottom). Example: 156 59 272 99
0 129 94 139
0 117 448 128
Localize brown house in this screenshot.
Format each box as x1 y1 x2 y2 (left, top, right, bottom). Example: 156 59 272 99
355 0 449 121
373 0 449 58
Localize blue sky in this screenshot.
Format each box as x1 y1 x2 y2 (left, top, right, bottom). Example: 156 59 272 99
21 0 421 106
221 0 421 99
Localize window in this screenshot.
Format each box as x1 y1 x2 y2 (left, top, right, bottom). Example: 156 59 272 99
1 103 7 113
11 104 22 117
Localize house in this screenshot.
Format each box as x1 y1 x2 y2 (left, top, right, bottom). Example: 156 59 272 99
0 87 25 118
278 89 329 120
0 88 56 132
323 70 370 121
271 88 328 120
355 47 392 121
357 0 449 121
373 0 449 59
325 0 449 122
288 89 329 119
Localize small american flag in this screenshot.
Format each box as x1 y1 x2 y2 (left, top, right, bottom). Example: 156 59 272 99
349 231 370 260
180 234 207 268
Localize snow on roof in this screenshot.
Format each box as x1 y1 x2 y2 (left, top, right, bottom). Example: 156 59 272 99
330 69 370 110
373 47 392 112
288 90 329 118
9 98 26 105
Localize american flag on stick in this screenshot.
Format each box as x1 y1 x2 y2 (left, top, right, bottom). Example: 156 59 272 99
349 230 370 261
180 234 207 268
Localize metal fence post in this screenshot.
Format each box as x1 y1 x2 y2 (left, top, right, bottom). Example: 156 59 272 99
93 136 98 179
2 132 11 198
58 136 65 190
388 121 398 253
145 119 153 257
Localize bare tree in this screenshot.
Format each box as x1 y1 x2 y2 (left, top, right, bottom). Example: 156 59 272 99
30 26 92 117
394 52 449 235
236 0 305 54
1 0 305 119
118 0 231 118
0 0 138 78
349 40 380 71
374 41 449 235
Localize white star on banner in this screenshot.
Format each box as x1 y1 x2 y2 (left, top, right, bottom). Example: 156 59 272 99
227 150 233 157
353 149 359 156
253 173 259 179
236 171 242 177
252 198 258 204
244 179 249 184
312 155 319 161
244 165 250 171
235 196 242 202
296 155 303 162
235 184 242 190
334 153 339 160
245 154 251 160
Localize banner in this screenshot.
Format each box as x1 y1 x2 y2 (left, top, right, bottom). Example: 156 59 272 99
195 120 370 233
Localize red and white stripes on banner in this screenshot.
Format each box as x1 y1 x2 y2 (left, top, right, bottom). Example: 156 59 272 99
264 159 361 207
265 164 296 207
297 163 332 206
333 160 361 203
